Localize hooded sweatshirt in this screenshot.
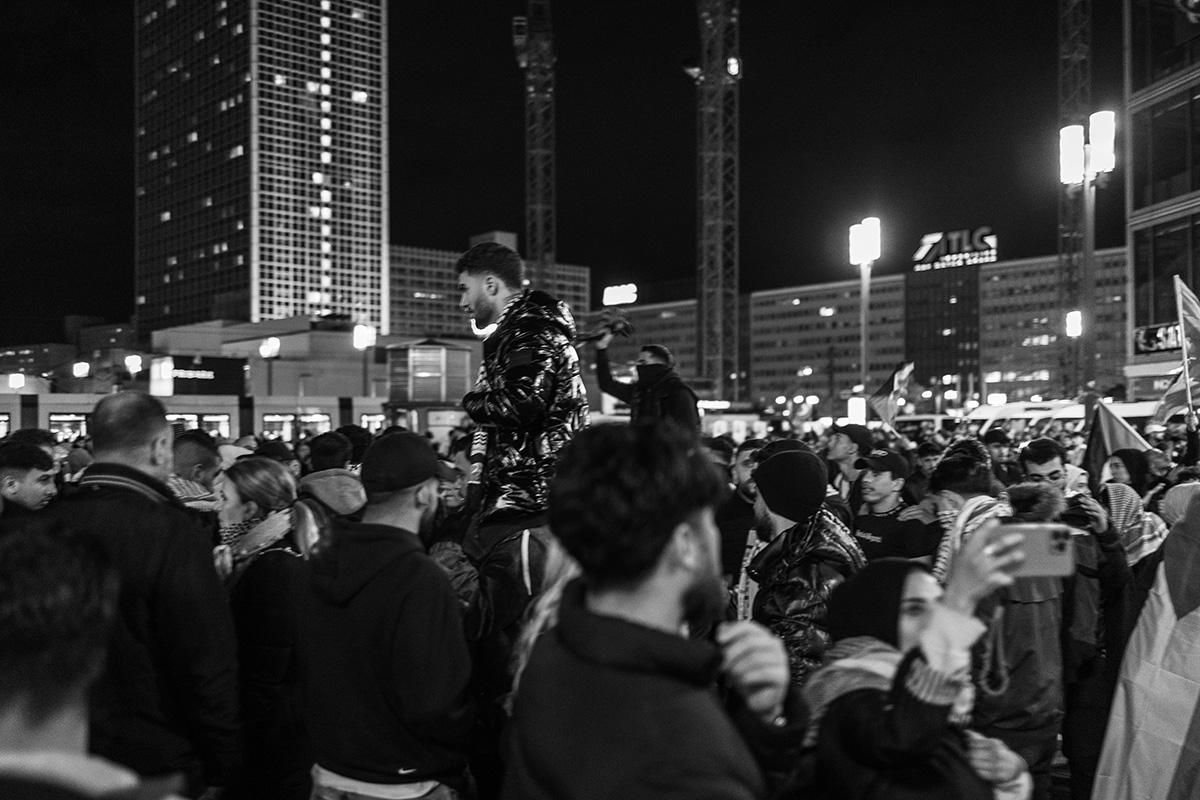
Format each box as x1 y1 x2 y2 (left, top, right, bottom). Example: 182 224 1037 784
298 519 474 787
298 468 367 517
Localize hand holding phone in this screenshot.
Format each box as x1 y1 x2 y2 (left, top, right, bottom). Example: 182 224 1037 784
999 522 1075 577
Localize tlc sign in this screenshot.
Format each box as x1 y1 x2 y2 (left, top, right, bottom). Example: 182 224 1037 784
913 227 998 271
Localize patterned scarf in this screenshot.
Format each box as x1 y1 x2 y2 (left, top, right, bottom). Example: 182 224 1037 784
215 509 295 584
932 494 1012 582
1104 482 1167 566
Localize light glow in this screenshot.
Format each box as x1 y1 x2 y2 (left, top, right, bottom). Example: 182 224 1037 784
1089 111 1116 175
1060 124 1085 185
1065 310 1083 338
353 324 377 350
602 283 638 306
849 216 881 266
259 337 281 359
73 362 90 379
847 396 867 425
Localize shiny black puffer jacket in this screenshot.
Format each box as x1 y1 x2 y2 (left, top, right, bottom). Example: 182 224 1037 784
464 289 589 525
748 509 865 685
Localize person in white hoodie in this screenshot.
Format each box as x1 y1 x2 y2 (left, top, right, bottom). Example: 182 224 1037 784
0 521 185 799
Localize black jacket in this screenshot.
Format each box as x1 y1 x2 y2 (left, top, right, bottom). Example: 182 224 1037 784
503 580 807 799
595 349 699 430
463 289 589 526
299 520 473 787
43 464 242 787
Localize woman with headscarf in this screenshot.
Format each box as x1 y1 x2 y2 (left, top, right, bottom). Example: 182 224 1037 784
216 456 320 800
1106 449 1149 496
797 522 1031 800
1100 481 1167 572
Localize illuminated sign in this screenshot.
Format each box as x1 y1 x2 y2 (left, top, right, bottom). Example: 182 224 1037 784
151 356 247 396
1133 322 1182 355
602 283 638 306
173 369 216 380
913 227 997 271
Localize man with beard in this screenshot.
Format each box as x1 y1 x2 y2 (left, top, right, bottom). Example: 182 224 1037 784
503 423 806 800
593 337 699 430
440 241 588 797
716 437 766 583
300 432 473 800
748 450 865 685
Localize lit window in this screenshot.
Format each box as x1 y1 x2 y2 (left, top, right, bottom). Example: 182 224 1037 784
195 29 205 41
320 16 331 27
321 101 332 112
819 306 835 317
321 50 332 62
321 225 332 236
351 90 368 103
187 131 198 142
320 190 332 202
148 150 158 161
274 74 286 86
320 118 332 130
320 134 332 147
137 295 146 305
321 241 332 253
321 0 331 9
310 206 322 217
203 196 213 207
237 220 245 230
211 54 220 65
217 0 227 8
321 258 332 269
321 67 332 79
137 126 145 136
312 172 324 184
163 274 171 284
321 33 332 45
160 211 171 222
320 207 332 220
233 23 244 35
351 9 364 19
167 256 178 266
217 16 226 27
229 144 244 158
166 0 176 7
307 81 320 93
320 84 331 96
321 152 332 163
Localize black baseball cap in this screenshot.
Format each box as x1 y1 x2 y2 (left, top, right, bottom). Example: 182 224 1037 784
855 448 911 480
831 424 873 457
982 429 1012 447
361 432 456 495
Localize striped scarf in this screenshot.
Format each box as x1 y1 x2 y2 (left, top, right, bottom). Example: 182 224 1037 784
1104 482 1168 566
932 494 1011 582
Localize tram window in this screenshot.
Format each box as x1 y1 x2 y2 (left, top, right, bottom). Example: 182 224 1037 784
262 414 296 442
201 415 231 439
0 414 9 438
48 414 88 443
360 414 385 434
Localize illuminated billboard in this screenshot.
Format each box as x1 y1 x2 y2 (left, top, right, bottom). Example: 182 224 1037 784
913 227 997 271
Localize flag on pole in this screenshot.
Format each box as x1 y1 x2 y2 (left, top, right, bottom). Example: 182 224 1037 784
1083 401 1155 497
1149 369 1191 426
1150 277 1200 425
1093 493 1200 800
867 362 914 428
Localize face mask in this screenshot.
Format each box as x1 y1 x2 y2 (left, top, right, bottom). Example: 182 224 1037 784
637 363 668 382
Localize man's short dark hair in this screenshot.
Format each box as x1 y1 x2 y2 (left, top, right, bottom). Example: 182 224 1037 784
455 242 525 290
702 436 734 464
1018 437 1067 468
735 438 767 458
549 422 727 587
173 430 220 460
639 345 673 367
91 393 168 453
916 441 944 457
335 424 373 464
0 441 54 476
0 522 118 725
309 431 353 472
6 428 57 450
929 454 994 496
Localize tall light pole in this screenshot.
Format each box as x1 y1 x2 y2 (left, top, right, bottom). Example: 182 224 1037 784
849 217 881 392
1060 111 1115 408
354 324 377 397
259 337 280 396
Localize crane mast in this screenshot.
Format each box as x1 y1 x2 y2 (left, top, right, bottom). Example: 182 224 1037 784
689 0 741 401
513 0 556 289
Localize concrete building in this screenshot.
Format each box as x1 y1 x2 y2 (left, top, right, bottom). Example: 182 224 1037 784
390 234 591 339
980 248 1127 402
749 275 906 415
134 0 389 335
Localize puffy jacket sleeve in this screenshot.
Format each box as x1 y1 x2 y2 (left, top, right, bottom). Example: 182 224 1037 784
153 512 243 786
595 348 635 405
463 316 563 427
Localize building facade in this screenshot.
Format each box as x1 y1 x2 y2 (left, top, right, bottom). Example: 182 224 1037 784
135 0 389 335
980 248 1127 402
1124 0 1200 398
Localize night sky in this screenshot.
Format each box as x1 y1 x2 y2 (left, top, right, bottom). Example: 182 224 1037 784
2 1 1125 345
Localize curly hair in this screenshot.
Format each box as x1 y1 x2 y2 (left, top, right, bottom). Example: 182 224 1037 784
929 454 994 496
549 422 727 587
455 241 525 290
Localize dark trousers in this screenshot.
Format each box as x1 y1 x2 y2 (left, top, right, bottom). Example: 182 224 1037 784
1062 674 1115 800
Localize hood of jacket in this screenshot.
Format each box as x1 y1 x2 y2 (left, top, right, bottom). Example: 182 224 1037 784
507 289 577 341
309 521 422 606
299 468 367 516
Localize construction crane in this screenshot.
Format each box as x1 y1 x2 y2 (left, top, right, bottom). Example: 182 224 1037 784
513 1 556 289
1057 0 1090 398
687 0 741 401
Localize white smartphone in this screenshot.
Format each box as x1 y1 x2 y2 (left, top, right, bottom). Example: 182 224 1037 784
999 523 1076 578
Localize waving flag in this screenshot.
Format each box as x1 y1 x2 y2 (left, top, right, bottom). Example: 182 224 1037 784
1083 402 1154 497
867 362 914 428
1094 492 1200 800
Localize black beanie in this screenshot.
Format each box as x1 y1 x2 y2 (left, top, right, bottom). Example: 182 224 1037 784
754 451 827 522
825 558 929 647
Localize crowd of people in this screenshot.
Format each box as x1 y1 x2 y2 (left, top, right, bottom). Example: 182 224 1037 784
3 241 1200 800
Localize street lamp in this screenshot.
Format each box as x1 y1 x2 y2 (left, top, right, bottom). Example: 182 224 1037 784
849 216 881 391
1060 111 1115 405
72 362 90 379
259 337 281 396
353 324 377 397
125 355 143 380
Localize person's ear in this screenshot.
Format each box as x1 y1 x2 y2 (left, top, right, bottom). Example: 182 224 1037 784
150 431 172 469
0 475 15 499
668 520 701 572
485 275 499 296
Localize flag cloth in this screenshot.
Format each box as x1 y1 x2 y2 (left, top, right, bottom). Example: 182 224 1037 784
1093 493 1200 800
867 362 914 428
1150 370 1191 427
1083 402 1154 497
